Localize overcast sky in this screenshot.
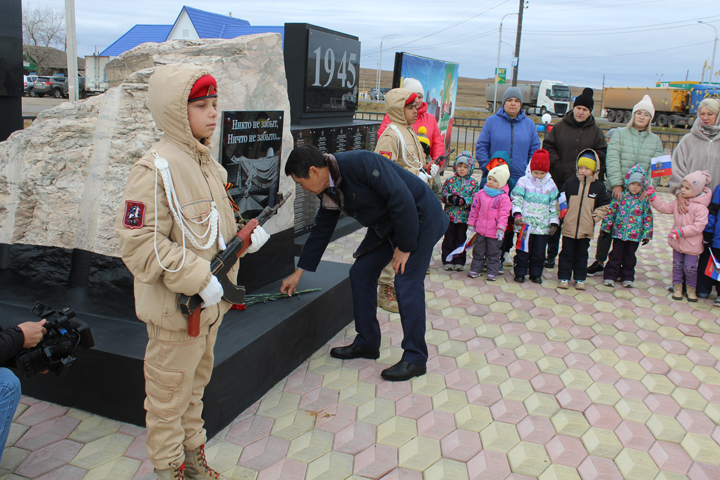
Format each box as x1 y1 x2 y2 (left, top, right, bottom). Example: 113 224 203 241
26 0 720 90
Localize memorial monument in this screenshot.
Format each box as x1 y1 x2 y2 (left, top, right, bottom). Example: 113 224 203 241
0 32 353 436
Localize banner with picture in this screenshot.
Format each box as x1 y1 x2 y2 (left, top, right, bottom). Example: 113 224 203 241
393 52 459 156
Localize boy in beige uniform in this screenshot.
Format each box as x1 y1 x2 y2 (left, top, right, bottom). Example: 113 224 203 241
115 64 269 479
375 88 438 312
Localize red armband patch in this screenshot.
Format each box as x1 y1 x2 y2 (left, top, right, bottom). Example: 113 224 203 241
122 200 146 229
379 151 393 160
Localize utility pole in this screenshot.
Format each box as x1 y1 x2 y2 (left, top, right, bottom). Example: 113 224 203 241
65 0 79 101
511 0 526 87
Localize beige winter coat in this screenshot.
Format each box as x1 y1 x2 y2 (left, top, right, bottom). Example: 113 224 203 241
375 88 425 175
115 64 238 340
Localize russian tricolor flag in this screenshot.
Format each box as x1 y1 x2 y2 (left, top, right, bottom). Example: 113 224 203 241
558 192 568 219
516 224 530 253
705 249 720 281
446 233 478 262
651 155 672 178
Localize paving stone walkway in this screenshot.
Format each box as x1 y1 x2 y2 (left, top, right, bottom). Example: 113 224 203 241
2 192 720 479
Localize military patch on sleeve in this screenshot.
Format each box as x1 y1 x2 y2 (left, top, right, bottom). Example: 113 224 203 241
123 200 146 229
379 151 392 160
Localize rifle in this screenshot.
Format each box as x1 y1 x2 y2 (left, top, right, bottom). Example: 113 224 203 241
179 192 291 336
424 148 455 177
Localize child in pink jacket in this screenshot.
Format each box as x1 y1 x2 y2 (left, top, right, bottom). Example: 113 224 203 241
647 170 712 302
468 164 512 280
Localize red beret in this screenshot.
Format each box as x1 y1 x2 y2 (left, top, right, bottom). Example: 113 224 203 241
188 75 217 102
405 93 417 106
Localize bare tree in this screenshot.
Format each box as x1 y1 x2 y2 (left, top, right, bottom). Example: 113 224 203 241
22 3 65 50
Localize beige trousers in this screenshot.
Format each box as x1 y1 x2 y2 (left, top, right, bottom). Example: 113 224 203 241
379 262 395 286
144 327 218 470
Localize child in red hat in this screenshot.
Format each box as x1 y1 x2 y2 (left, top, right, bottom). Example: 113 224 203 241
510 148 560 284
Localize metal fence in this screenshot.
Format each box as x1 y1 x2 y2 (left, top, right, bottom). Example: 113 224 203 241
355 111 686 185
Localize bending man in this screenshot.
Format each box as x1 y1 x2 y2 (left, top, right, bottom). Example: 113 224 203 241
281 146 449 381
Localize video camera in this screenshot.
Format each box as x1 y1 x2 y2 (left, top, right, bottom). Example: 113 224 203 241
14 302 94 379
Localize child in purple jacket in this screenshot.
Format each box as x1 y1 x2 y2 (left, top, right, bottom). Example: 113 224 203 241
468 164 512 280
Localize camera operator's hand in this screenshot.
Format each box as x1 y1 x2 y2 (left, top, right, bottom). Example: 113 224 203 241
19 320 47 348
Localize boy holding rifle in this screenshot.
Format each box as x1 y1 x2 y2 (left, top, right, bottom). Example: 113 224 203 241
115 65 269 479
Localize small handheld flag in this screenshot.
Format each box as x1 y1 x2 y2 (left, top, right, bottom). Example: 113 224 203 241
558 192 568 219
446 234 478 262
515 224 530 253
705 249 720 281
651 155 672 178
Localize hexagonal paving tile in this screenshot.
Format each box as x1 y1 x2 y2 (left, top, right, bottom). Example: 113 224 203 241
516 415 556 445
550 409 590 437
377 416 417 448
467 449 511 479
499 378 534 401
480 421 521 453
614 398 652 423
614 448 659 480
523 392 561 418
507 441 551 476
440 429 482 462
681 432 720 463
581 427 623 459
545 434 588 468
490 399 528 425
397 436 441 471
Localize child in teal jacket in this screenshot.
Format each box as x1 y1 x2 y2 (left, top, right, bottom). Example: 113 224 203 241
599 164 653 287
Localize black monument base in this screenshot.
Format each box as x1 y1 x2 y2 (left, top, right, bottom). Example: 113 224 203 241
293 216 363 256
0 256 352 438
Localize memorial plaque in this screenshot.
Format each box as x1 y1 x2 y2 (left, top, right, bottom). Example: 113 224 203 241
290 124 378 234
221 111 283 219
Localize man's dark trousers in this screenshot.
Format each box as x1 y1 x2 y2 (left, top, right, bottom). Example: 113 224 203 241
349 219 446 366
558 236 591 281
515 234 549 277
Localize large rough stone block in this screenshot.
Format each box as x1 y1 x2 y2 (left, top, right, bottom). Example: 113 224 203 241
0 33 293 258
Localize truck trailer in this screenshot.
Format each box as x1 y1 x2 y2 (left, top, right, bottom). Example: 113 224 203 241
602 87 690 127
486 80 571 117
84 55 110 96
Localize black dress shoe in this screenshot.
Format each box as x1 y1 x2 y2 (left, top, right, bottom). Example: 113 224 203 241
544 259 555 269
530 276 542 284
330 344 380 360
514 275 525 283
381 360 427 381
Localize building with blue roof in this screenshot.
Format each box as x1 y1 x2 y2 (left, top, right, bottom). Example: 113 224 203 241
101 25 173 57
100 6 283 57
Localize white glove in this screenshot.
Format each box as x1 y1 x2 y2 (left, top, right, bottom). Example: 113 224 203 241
417 170 431 184
429 164 439 177
496 229 505 241
467 226 475 236
247 225 270 254
199 275 223 308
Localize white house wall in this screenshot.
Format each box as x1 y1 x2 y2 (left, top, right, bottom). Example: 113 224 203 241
167 10 199 40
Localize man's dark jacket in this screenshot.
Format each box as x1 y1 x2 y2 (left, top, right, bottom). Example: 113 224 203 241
543 112 607 187
298 150 449 272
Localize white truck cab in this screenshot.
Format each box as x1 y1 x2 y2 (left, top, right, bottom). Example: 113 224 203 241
537 80 571 117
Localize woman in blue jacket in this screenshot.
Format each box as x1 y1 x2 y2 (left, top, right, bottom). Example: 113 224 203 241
476 87 541 263
476 87 541 185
